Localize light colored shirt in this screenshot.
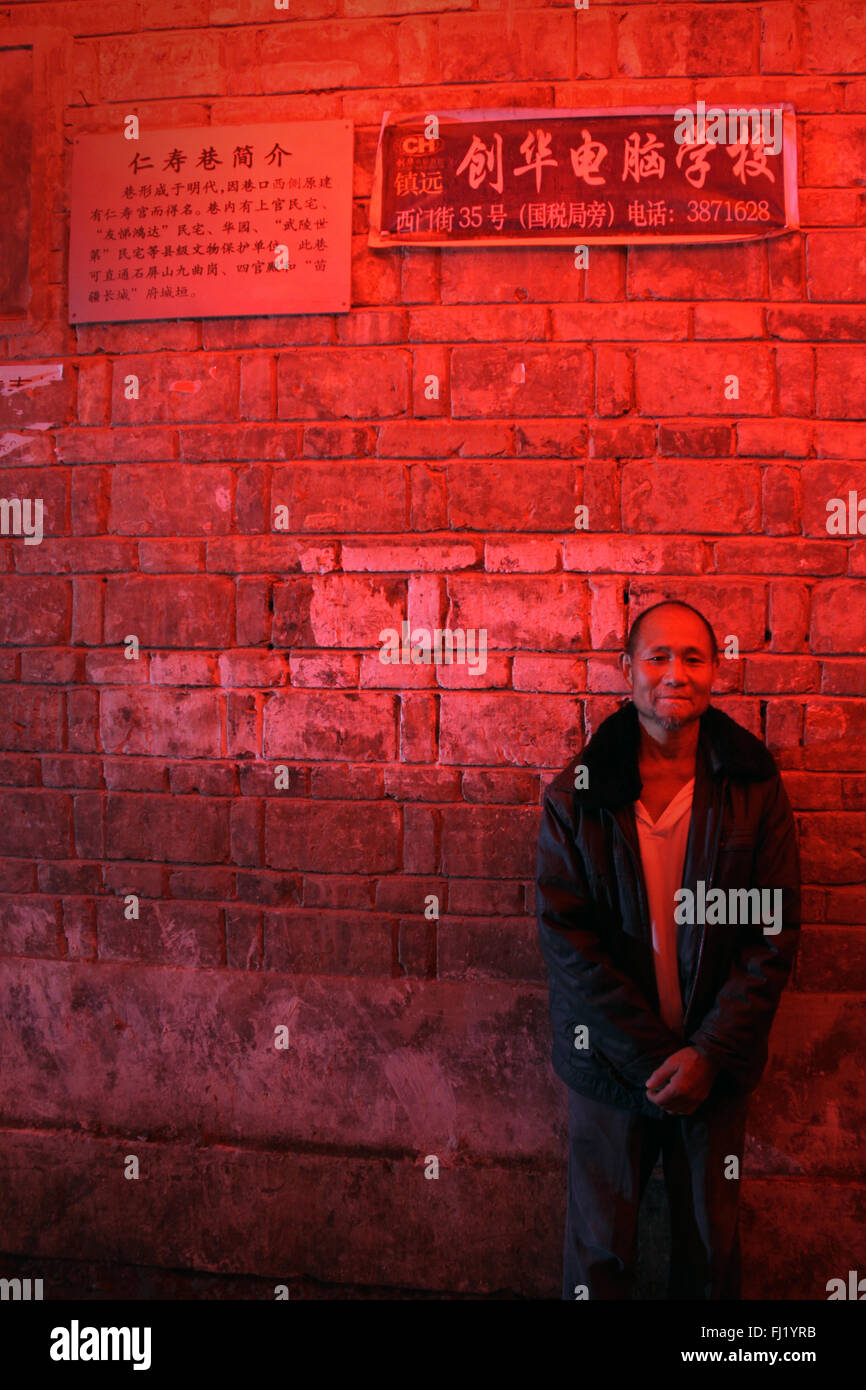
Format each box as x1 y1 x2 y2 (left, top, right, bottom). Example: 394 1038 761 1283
633 778 695 1035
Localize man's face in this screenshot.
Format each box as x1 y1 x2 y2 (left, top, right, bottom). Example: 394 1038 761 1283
620 606 718 732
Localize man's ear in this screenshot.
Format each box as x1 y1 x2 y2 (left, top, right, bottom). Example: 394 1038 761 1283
620 651 632 683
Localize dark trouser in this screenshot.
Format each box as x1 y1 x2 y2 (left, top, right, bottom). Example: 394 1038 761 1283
562 1083 752 1301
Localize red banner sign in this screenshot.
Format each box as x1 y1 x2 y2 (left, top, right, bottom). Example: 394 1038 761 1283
369 105 798 247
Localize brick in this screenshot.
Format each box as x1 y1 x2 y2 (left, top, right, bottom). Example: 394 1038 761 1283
617 5 757 77
0 577 69 643
811 581 866 653
744 657 820 693
761 465 803 535
409 304 546 343
170 764 236 798
0 898 61 957
484 539 560 573
263 909 393 976
383 767 459 801
768 305 866 339
402 804 438 874
815 346 866 418
440 693 580 768
274 574 405 648
446 575 588 651
272 461 406 532
72 576 104 646
553 303 688 341
760 2 800 74
104 576 233 648
590 576 626 650
106 794 228 864
451 346 592 418
277 349 409 419
439 11 573 82
574 4 614 79
226 905 263 972
99 690 220 758
447 878 526 915
822 661 866 695
585 246 626 300
804 703 866 771
287 652 358 688
799 813 866 879
0 755 40 786
97 899 224 968
622 461 760 533
409 464 448 531
799 1 866 73
342 541 478 571
634 345 774 415
299 876 371 911
412 345 449 418
266 802 400 873
440 805 539 878
377 420 512 457
110 354 237 425
736 419 812 457
444 247 586 307
0 688 63 750
399 692 437 763
658 424 733 456
239 354 274 422
511 655 585 692
234 465 268 534
460 769 539 804
359 654 436 690
590 421 656 458
814 422 866 457
515 421 588 457
776 344 814 415
98 29 224 100
628 243 765 300
595 345 632 416
140 540 206 573
258 19 399 92
61 898 98 961
446 459 577 530
438 916 542 982
801 116 866 187
263 691 397 761
434 656 511 690
0 791 72 857
336 309 406 346
396 916 435 980
108 465 234 535
713 539 839 577
768 232 804 301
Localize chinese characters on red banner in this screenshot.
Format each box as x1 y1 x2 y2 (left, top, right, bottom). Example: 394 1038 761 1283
369 107 798 246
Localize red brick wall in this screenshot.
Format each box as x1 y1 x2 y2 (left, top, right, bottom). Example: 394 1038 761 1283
0 0 864 1298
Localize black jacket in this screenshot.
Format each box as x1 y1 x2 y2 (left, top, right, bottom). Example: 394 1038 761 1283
536 700 801 1117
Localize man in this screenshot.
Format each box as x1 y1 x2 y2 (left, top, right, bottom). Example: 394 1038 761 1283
536 600 800 1300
